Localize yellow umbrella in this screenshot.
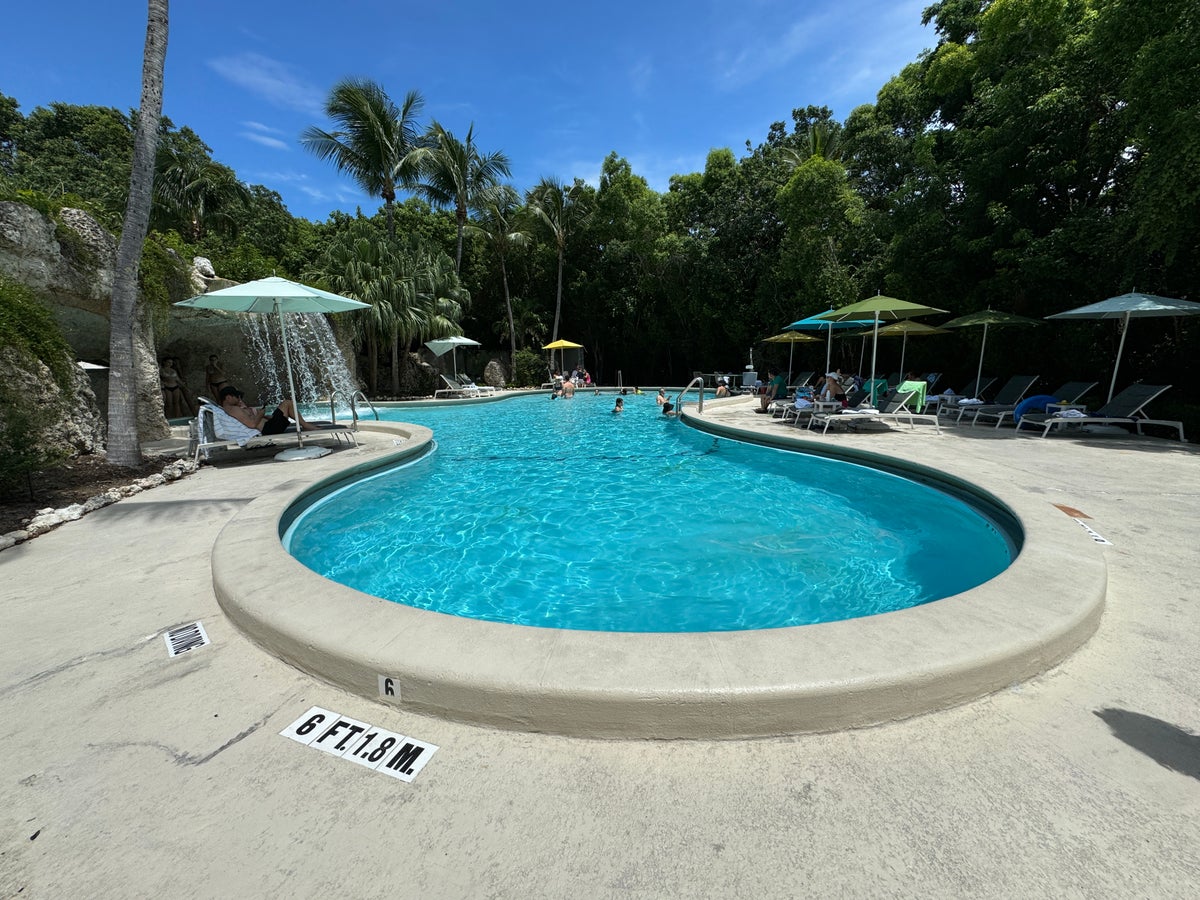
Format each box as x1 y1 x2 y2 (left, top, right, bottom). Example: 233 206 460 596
542 339 584 374
762 332 821 383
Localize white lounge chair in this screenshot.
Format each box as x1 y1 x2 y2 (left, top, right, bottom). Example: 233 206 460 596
192 401 357 463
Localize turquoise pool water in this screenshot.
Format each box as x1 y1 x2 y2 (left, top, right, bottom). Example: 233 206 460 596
284 393 1015 632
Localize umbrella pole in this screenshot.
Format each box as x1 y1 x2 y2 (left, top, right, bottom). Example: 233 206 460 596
276 300 305 448
899 331 908 380
975 323 988 399
1109 311 1130 402
787 341 795 385
869 313 880 401
825 326 833 374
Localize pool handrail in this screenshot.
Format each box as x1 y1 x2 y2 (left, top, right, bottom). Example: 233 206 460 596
675 376 705 415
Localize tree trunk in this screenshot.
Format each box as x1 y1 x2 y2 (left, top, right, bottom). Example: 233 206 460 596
501 254 516 366
391 335 400 397
552 243 564 343
454 202 467 273
107 0 168 468
367 333 379 395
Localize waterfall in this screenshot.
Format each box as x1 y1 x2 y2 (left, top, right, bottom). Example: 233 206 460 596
240 313 357 408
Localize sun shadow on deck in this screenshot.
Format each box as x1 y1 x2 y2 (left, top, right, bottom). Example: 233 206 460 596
1094 707 1200 780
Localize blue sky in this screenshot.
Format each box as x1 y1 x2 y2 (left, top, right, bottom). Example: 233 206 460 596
2 0 934 223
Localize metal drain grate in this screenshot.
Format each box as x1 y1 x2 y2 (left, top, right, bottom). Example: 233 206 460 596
164 621 211 657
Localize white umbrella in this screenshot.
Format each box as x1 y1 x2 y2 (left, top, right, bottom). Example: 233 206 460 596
1046 292 1200 402
425 335 481 378
175 276 368 460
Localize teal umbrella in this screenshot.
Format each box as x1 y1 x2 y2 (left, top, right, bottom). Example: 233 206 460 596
1046 292 1200 401
784 310 875 374
176 276 368 459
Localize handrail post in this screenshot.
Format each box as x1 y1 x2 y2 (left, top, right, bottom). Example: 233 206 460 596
674 376 705 415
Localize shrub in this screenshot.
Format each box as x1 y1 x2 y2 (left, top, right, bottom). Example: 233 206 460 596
0 275 74 391
510 349 546 388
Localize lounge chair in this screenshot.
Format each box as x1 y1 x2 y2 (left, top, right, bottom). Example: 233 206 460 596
192 402 357 463
1018 383 1184 440
929 376 998 417
454 374 496 396
788 371 816 393
434 374 476 398
971 380 1095 429
810 388 934 435
958 375 1040 425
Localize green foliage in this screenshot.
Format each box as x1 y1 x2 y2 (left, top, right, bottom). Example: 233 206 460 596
509 348 545 388
0 376 70 499
0 275 74 392
138 232 192 333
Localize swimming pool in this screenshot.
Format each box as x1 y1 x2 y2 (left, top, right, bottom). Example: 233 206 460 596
284 393 1015 632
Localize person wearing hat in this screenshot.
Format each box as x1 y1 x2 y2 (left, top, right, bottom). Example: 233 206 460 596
218 386 315 435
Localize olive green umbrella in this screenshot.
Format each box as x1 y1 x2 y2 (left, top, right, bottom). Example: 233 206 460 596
943 309 1041 400
816 295 948 390
861 320 951 380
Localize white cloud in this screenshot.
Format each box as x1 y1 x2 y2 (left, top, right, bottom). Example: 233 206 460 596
207 53 325 116
242 120 286 135
241 132 290 150
711 0 930 97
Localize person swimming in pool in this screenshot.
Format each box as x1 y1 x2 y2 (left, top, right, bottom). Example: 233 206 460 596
612 397 624 413
656 388 667 406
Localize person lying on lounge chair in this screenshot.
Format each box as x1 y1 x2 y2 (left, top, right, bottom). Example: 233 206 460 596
218 386 318 435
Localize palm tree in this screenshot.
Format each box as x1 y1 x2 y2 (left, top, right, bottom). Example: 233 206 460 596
314 219 469 396
301 80 424 240
526 177 590 343
415 122 511 272
107 0 168 468
154 147 251 240
466 184 528 365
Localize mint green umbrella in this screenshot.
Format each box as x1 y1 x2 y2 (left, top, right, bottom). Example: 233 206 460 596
176 276 368 459
1046 292 1200 401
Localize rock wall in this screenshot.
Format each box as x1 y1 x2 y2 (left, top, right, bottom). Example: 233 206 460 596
0 201 166 442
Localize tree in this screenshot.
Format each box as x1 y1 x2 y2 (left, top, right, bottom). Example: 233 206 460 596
153 132 251 241
526 177 591 342
107 0 168 468
301 80 424 239
416 122 511 272
314 218 467 395
466 184 528 365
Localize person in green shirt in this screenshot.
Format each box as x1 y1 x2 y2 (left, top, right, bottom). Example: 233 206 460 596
759 369 788 413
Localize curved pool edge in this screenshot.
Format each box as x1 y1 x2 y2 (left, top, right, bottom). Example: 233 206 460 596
211 418 1106 739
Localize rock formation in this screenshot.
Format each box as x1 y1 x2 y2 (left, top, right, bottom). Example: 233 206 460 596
0 201 167 441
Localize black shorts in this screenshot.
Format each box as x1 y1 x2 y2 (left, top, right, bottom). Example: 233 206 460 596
261 407 295 435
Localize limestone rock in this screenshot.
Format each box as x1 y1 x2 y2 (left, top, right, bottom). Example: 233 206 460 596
194 256 216 278
483 358 507 388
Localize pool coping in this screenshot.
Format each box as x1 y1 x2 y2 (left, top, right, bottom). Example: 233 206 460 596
211 413 1106 739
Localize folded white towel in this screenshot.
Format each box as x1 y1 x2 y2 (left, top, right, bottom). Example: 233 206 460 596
794 399 812 409
1054 408 1087 418
958 398 984 405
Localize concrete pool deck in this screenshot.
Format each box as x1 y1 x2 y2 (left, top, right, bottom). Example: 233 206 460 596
3 394 1199 896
